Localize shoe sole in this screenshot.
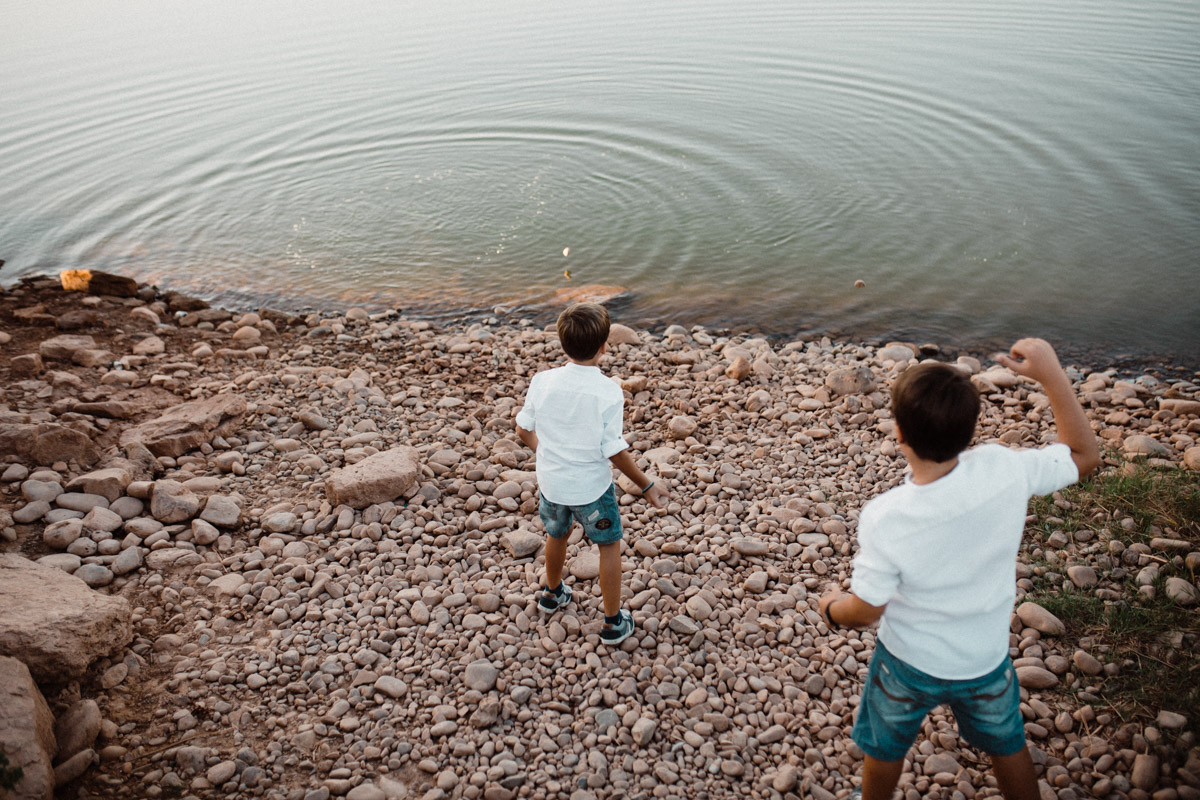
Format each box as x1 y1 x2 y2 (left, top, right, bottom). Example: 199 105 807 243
538 589 571 615
601 616 635 646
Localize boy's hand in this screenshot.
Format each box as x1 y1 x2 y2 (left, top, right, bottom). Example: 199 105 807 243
643 482 669 510
818 586 843 623
996 336 1101 478
995 338 1064 386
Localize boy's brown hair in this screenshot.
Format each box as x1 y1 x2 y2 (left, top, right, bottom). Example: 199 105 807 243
891 362 980 463
557 303 610 361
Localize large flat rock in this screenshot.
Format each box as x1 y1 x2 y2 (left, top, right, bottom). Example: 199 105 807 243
0 423 101 467
0 555 132 683
324 447 421 509
120 394 248 458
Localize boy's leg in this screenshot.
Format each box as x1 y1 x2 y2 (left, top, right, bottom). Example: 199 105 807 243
990 747 1039 800
948 657 1035 800
545 532 569 591
862 755 905 800
597 541 621 617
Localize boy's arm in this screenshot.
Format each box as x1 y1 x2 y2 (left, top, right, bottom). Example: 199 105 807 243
516 425 538 453
609 450 669 509
818 586 886 629
996 338 1101 478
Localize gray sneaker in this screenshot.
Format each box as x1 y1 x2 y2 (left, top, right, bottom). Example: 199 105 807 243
537 582 572 614
600 610 635 646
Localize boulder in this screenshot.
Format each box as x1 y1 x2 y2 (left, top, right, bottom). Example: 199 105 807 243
65 468 131 502
0 555 132 683
324 447 420 509
463 660 499 692
0 423 101 466
1123 434 1169 457
1159 398 1200 417
38 334 97 362
1016 666 1059 689
725 356 751 382
54 699 101 764
607 324 641 346
1165 577 1198 606
667 416 698 440
825 366 877 396
0 656 56 800
0 657 56 800
501 528 542 558
59 269 138 297
150 480 201 523
200 495 242 528
120 394 248 458
1015 602 1065 636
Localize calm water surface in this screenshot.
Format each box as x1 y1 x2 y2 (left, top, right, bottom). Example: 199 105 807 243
2 0 1199 364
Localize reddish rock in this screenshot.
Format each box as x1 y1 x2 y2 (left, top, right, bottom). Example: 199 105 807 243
1159 398 1200 416
825 366 877 396
725 356 751 381
66 468 131 502
120 394 248 458
59 269 138 297
0 423 101 467
324 447 420 509
1016 602 1065 636
607 324 641 346
0 554 132 683
0 656 56 800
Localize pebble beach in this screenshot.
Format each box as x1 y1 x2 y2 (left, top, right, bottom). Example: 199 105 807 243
0 274 1197 800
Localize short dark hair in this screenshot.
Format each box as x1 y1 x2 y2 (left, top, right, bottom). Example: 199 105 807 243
556 303 610 361
891 362 980 463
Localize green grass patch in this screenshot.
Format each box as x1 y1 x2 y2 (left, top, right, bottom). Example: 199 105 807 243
1024 459 1200 732
1034 455 1200 545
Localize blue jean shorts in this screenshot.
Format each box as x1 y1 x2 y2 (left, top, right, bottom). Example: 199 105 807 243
852 641 1024 761
538 484 623 545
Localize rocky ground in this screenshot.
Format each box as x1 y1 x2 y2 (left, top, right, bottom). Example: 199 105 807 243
0 274 1197 800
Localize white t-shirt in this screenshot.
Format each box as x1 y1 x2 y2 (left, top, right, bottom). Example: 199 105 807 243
851 443 1078 679
514 363 629 506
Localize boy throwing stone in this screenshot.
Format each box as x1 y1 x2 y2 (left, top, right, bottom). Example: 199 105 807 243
819 338 1100 800
516 303 669 646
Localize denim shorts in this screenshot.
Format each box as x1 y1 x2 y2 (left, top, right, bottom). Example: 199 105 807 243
852 641 1025 761
538 484 623 545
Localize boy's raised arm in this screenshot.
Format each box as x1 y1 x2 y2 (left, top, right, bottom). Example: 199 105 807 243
997 338 1100 478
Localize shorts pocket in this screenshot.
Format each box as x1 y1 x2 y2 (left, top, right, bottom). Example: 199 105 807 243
873 661 917 704
968 665 1014 703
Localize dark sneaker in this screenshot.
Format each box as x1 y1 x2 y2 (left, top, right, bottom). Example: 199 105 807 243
537 583 572 614
600 610 635 646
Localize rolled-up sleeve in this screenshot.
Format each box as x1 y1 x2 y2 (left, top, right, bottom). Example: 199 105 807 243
514 378 538 430
1020 443 1079 497
599 396 628 459
849 508 899 607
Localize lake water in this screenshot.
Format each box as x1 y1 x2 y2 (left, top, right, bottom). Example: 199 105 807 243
3 0 1199 365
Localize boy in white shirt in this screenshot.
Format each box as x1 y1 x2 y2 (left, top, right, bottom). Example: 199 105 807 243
819 338 1100 800
515 303 669 646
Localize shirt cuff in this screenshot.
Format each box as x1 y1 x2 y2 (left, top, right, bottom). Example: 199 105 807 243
850 573 895 608
515 409 534 430
602 438 629 459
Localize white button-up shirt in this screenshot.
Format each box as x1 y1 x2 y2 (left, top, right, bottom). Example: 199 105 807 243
515 362 628 505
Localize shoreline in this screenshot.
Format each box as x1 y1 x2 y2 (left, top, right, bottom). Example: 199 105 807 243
1 272 1198 799
79 275 1200 377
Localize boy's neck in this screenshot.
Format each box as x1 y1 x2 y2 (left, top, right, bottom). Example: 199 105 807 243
903 448 960 485
568 355 602 367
